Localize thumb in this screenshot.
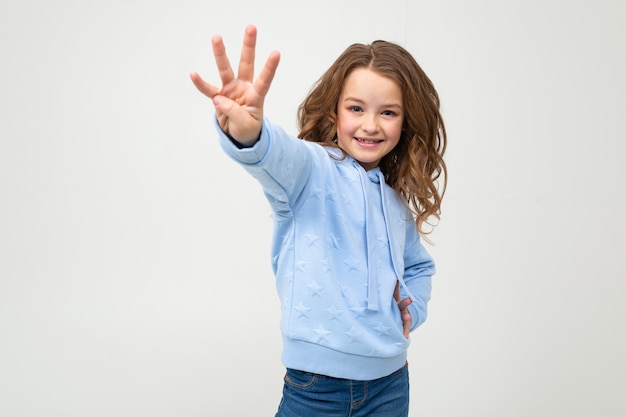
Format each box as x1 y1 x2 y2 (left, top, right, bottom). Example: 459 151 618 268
212 95 260 143
212 95 235 115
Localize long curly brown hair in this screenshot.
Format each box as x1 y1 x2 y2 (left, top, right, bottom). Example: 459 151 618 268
297 40 447 235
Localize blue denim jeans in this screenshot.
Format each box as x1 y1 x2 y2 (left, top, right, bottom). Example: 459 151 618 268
275 363 409 417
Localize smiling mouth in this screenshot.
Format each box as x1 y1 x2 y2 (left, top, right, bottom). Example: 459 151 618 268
356 137 383 144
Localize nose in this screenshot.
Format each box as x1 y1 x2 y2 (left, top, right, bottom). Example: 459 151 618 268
362 113 380 134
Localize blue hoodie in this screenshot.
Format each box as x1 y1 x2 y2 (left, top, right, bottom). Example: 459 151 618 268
217 119 435 380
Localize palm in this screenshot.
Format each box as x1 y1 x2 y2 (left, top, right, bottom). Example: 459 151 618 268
216 78 264 141
190 25 280 144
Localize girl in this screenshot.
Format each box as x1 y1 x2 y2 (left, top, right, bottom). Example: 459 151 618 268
191 25 446 417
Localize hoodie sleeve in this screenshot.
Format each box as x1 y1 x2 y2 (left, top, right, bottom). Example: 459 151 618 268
216 117 317 217
401 223 435 332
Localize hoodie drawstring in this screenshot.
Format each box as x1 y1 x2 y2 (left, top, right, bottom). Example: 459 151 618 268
357 166 388 312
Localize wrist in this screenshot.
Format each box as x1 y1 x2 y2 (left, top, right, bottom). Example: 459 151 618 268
230 133 260 149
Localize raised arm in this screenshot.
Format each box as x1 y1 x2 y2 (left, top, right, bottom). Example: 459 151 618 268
190 25 280 146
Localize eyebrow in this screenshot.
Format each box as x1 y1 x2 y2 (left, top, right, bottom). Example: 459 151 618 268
342 97 403 109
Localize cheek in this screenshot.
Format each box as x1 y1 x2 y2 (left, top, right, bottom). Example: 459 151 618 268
336 115 355 137
387 122 403 143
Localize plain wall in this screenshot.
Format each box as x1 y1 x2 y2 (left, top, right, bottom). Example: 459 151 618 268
1 0 624 416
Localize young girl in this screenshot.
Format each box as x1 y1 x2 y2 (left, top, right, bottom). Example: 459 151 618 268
191 25 446 417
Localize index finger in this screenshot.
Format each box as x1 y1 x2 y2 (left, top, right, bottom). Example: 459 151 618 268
253 50 281 99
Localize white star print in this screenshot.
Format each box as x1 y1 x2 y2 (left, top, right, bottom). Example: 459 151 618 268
313 325 332 342
303 233 321 247
326 305 343 321
343 255 361 272
327 233 341 249
295 261 307 273
307 280 323 297
350 304 366 319
319 259 332 274
346 327 363 343
294 302 311 318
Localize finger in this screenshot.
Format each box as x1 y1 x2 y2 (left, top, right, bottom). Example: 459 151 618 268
237 24 257 81
189 72 220 98
212 34 235 86
212 95 236 118
393 281 401 302
398 297 412 310
253 50 281 99
212 95 260 143
401 308 412 338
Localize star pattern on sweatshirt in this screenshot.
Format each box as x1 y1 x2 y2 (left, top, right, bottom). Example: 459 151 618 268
326 188 338 203
294 302 312 318
366 346 379 356
304 233 321 247
339 284 351 297
313 325 332 343
307 280 323 297
350 304 367 319
327 233 341 250
308 185 324 201
376 234 389 248
343 255 361 272
374 322 392 336
346 327 363 343
341 194 354 208
326 304 343 321
284 266 295 285
223 130 424 366
276 223 290 242
319 259 332 274
295 261 307 273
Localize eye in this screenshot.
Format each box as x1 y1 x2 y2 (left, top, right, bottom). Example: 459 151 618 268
382 110 397 117
349 106 363 112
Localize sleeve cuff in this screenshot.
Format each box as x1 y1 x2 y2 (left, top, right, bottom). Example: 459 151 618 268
214 115 271 165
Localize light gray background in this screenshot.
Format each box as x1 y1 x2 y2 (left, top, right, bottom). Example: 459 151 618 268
1 0 624 416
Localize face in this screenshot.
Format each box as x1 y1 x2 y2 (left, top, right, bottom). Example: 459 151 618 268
336 68 404 170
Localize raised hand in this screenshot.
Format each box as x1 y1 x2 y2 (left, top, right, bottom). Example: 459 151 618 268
190 25 280 145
